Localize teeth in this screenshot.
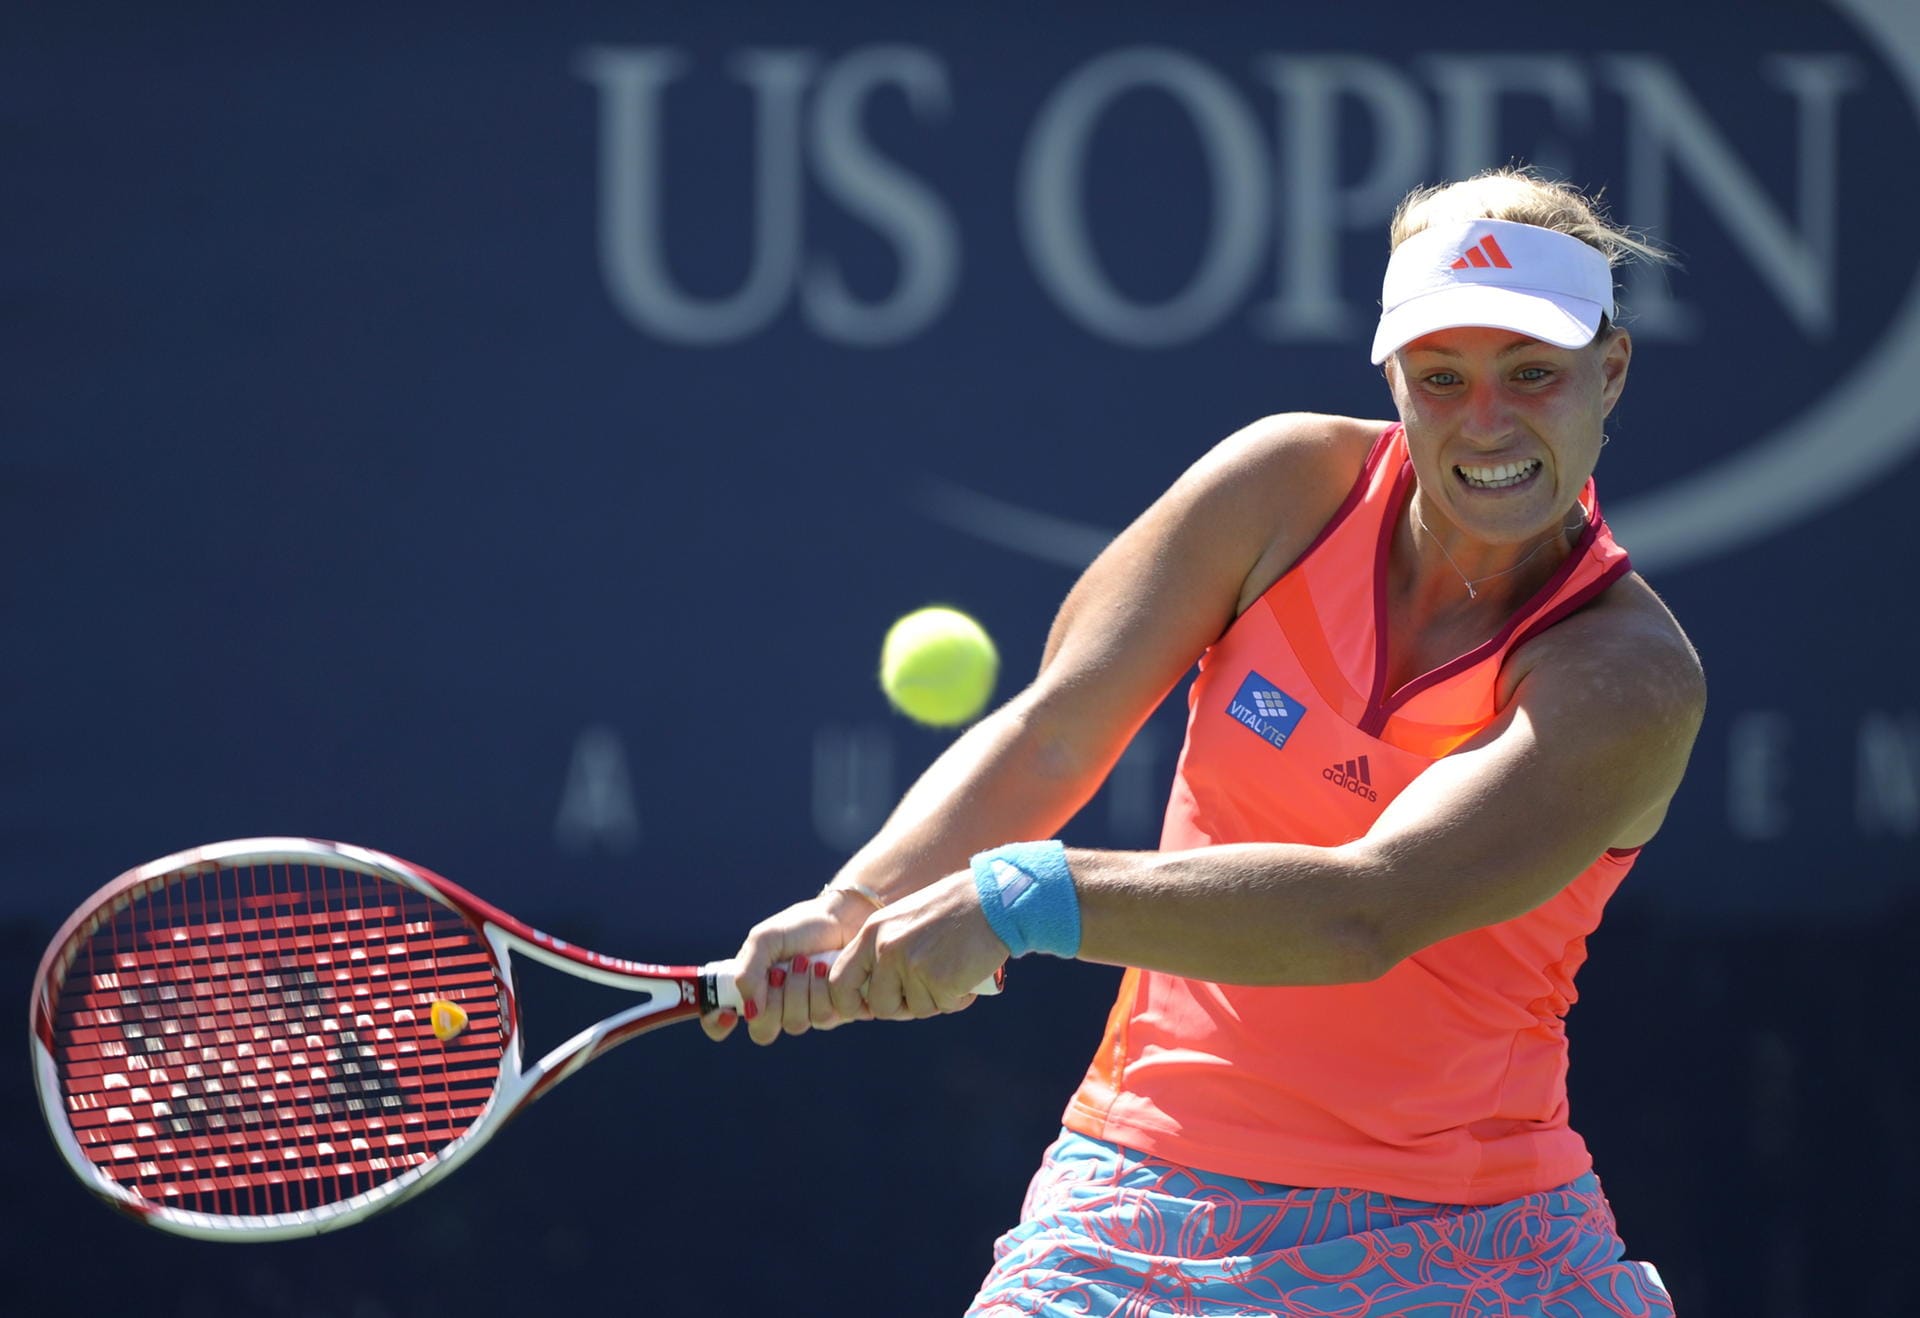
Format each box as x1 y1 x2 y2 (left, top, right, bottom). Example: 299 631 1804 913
1457 460 1539 488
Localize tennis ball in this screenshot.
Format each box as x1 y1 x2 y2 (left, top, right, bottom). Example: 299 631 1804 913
880 606 999 728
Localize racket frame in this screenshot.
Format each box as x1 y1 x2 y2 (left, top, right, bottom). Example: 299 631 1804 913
30 837 737 1241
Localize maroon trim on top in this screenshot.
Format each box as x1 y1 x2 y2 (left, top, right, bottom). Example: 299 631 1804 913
1360 477 1611 736
1359 457 1417 730
1288 421 1403 572
1505 554 1632 659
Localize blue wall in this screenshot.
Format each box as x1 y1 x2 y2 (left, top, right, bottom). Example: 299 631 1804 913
7 3 1919 1313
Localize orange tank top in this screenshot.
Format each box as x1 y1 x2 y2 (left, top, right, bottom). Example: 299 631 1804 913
1063 422 1640 1205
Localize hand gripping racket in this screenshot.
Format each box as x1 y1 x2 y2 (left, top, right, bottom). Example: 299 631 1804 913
30 837 1000 1240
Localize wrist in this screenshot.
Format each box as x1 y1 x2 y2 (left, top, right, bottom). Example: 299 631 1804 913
820 879 887 917
969 841 1081 958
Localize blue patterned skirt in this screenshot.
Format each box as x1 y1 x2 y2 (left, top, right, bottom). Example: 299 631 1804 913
968 1131 1673 1317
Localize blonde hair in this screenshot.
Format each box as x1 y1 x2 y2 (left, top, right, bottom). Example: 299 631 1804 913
1389 167 1668 273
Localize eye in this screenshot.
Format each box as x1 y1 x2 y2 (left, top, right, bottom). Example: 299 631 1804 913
1514 366 1553 384
1423 371 1462 388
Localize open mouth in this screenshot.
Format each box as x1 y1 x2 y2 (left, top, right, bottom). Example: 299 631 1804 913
1455 459 1540 491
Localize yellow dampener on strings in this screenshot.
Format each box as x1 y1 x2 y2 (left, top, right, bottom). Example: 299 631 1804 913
430 999 469 1041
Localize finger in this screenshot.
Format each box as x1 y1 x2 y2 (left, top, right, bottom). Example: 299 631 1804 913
745 966 789 1045
935 990 978 1015
901 973 939 1021
698 1009 739 1042
780 955 815 1036
806 952 841 1030
866 946 908 1022
827 929 875 1021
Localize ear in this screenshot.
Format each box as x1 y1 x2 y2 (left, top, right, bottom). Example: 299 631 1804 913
1598 330 1632 417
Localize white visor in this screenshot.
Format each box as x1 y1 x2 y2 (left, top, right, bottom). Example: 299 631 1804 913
1369 218 1615 365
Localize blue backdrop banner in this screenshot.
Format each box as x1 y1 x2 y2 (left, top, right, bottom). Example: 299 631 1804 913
5 4 1918 1313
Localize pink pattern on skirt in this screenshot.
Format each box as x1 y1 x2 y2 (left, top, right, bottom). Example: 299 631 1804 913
968 1131 1673 1317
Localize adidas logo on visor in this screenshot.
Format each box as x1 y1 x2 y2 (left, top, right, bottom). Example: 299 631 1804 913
1369 218 1614 365
1451 235 1512 270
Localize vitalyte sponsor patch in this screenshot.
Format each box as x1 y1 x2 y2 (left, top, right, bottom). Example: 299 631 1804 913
1226 672 1307 751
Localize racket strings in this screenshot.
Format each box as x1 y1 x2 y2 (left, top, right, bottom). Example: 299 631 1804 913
51 861 508 1220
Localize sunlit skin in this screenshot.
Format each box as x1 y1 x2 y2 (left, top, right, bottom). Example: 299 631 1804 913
1386 324 1632 602
705 317 1701 1043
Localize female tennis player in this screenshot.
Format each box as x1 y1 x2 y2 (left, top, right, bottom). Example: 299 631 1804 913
706 167 1700 1316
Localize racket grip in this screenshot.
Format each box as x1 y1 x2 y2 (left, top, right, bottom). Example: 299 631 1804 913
702 956 1004 1014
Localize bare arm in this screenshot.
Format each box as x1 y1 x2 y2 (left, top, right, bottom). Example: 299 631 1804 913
832 413 1370 902
711 412 1371 1042
1069 600 1706 982
829 591 1705 1013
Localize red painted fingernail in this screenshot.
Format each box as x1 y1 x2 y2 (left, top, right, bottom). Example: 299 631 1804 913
791 955 809 974
742 1000 758 1020
812 962 828 979
768 966 787 988
718 1011 737 1027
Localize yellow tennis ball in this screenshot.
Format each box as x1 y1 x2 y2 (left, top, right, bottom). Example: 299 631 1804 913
880 606 999 728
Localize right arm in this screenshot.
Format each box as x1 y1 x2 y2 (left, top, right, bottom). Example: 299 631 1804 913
710 412 1377 1043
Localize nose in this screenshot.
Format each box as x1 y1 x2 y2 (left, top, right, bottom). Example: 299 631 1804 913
1457 379 1516 446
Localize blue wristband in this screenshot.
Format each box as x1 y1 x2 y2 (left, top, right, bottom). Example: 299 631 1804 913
970 840 1081 959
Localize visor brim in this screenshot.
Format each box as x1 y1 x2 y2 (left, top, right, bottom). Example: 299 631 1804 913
1370 285 1607 365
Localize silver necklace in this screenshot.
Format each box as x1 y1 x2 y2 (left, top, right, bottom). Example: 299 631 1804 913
1411 500 1585 601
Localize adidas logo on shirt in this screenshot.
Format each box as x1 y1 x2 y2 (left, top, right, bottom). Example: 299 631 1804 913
1323 755 1379 802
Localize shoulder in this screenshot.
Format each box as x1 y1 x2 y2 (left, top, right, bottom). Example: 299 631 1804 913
1199 411 1387 486
1504 572 1707 742
1034 415 1391 731
1179 413 1389 614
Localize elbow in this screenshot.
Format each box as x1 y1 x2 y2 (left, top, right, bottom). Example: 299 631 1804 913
1244 909 1393 987
1321 845 1407 984
1227 923 1390 988
1321 913 1398 984
1003 686 1119 790
1214 845 1403 987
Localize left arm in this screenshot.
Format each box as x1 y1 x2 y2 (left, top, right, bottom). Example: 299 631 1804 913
829 600 1705 1015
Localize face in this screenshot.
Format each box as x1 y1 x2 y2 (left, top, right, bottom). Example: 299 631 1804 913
1386 324 1631 545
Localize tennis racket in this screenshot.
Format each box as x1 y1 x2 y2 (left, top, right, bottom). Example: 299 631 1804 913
31 836 1001 1240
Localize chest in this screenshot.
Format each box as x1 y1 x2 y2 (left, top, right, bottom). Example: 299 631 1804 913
1379 591 1514 702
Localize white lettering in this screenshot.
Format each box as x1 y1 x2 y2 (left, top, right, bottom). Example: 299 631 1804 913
1421 54 1592 184
578 47 814 344
812 724 894 853
1604 53 1862 340
803 46 961 345
1856 711 1920 836
1254 55 1427 340
577 43 1886 362
1727 711 1792 841
554 725 642 855
1020 47 1267 346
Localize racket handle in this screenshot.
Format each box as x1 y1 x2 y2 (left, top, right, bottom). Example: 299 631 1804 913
702 956 1004 1014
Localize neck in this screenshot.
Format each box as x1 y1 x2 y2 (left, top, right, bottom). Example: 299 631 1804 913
1404 491 1585 607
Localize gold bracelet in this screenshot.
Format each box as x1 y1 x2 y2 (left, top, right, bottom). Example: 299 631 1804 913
825 881 887 909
